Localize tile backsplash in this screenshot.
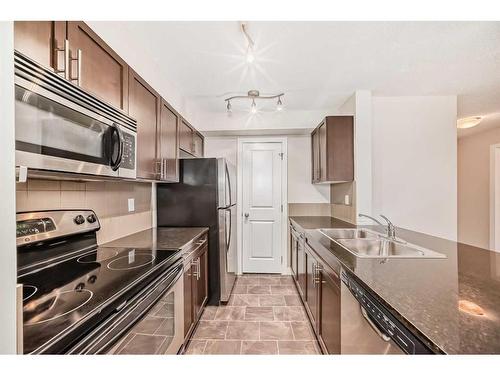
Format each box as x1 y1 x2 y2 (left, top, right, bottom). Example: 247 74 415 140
16 179 153 244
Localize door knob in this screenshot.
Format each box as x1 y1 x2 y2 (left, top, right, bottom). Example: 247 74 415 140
244 213 249 218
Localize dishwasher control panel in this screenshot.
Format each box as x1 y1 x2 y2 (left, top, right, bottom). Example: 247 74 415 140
341 270 434 354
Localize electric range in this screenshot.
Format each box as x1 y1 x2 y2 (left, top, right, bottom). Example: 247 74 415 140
17 210 183 354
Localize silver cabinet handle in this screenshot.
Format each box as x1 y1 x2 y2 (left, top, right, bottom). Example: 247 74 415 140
360 306 391 342
54 39 69 79
191 257 201 280
70 47 82 86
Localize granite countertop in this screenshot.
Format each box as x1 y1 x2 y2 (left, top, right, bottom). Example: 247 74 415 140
102 227 208 251
290 216 500 354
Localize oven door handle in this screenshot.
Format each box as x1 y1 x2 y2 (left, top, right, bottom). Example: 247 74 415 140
67 261 183 354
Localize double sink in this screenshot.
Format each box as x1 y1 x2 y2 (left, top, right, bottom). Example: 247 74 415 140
318 228 446 259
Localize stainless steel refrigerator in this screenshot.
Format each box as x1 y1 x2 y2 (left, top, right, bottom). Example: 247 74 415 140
157 158 237 304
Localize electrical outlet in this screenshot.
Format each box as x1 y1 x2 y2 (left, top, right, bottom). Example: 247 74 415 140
128 198 135 212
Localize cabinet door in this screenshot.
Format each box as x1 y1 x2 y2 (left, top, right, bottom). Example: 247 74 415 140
128 70 160 180
193 132 204 158
66 21 128 110
318 267 341 354
194 247 208 320
159 100 180 182
14 21 66 73
183 264 194 338
305 248 319 327
297 238 307 299
318 122 327 182
290 230 298 280
179 120 193 154
311 129 320 183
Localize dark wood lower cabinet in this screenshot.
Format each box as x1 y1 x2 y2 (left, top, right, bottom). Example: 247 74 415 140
183 242 208 342
291 221 341 355
318 267 341 354
290 229 298 281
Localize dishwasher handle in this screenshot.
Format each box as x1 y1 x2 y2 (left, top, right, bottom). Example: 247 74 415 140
360 306 391 342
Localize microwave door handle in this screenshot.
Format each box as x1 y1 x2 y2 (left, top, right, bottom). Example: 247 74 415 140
110 123 124 171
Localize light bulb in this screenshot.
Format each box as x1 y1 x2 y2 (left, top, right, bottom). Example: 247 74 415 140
457 116 483 129
226 100 232 113
250 99 257 114
246 45 255 64
276 97 283 111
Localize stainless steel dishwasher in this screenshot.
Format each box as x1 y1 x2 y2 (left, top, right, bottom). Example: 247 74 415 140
340 269 433 354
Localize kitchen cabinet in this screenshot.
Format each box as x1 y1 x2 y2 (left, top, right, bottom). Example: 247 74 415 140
14 21 66 74
305 244 319 327
179 119 204 158
317 265 341 354
311 116 354 184
66 21 129 110
128 69 161 180
297 233 307 300
290 228 299 280
158 100 180 182
183 237 208 340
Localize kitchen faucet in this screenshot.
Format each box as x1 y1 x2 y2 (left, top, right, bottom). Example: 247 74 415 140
358 213 397 240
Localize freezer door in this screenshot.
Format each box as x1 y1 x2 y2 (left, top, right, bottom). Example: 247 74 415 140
217 158 237 208
219 205 237 302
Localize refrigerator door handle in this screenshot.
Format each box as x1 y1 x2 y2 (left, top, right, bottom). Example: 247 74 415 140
226 208 232 253
225 163 232 207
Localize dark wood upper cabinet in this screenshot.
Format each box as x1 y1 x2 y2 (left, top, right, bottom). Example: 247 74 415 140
128 69 160 180
14 21 66 73
311 116 354 184
179 119 204 158
318 266 341 354
66 21 128 111
159 100 180 182
193 132 204 158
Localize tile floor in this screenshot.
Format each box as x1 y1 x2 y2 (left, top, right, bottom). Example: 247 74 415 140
184 274 321 355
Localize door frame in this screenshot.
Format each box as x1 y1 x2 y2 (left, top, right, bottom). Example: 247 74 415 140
490 143 500 251
237 137 288 275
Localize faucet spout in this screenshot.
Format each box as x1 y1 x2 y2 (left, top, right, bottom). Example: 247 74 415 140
358 213 397 240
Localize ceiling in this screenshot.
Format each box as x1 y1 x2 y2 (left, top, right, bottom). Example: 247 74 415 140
91 21 500 133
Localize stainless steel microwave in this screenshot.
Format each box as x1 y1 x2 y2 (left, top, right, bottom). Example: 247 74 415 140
14 51 137 179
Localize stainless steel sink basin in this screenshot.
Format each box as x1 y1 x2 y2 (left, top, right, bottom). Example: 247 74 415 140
319 228 380 240
317 228 446 259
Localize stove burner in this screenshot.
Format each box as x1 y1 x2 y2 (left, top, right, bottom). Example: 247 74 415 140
24 289 93 326
107 253 155 270
77 250 119 264
23 285 38 301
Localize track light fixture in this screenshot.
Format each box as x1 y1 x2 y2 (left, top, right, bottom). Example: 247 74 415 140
224 90 285 113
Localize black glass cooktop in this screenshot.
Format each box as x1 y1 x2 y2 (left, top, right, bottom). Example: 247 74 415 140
18 246 180 354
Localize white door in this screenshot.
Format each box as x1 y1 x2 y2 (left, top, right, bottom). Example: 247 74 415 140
241 142 283 273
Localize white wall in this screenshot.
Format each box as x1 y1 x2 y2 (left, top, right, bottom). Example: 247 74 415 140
204 135 329 204
371 96 458 240
0 21 17 354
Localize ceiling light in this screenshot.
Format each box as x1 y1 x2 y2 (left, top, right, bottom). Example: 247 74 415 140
250 99 257 114
276 96 283 111
241 22 255 64
457 116 483 129
223 90 285 112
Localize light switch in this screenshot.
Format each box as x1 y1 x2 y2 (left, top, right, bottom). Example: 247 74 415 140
344 195 350 205
128 198 135 212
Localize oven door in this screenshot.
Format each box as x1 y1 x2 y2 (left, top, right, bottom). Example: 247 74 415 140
14 80 135 179
68 263 184 355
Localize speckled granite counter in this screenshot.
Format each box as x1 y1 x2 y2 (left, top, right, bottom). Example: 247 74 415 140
103 227 208 250
290 216 500 354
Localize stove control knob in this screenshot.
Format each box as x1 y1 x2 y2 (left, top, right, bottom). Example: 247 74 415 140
86 214 97 224
74 215 85 225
